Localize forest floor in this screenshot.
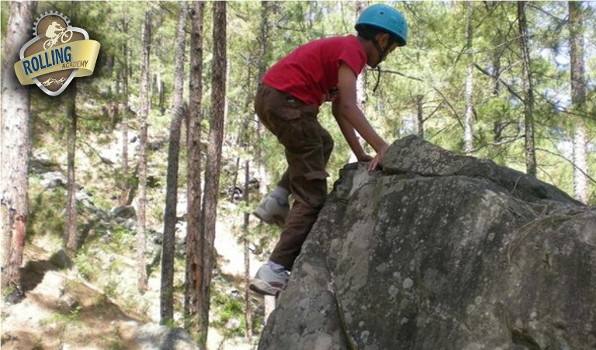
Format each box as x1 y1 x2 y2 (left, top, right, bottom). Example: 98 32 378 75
1 218 265 350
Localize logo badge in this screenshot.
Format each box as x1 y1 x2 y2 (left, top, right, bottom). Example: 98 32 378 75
14 11 100 96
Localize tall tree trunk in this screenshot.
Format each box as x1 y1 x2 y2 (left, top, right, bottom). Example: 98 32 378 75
256 0 271 195
64 81 78 252
517 1 537 177
255 0 277 316
198 1 227 345
158 74 166 116
243 160 253 340
463 2 474 155
119 15 131 206
160 2 187 324
569 1 589 204
185 0 204 334
416 94 424 139
491 27 504 149
1 1 36 291
137 9 152 295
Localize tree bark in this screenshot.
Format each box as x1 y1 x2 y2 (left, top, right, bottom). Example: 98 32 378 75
185 0 204 334
64 81 78 252
1 1 36 291
256 0 271 195
416 94 424 139
517 1 537 177
137 9 152 295
160 2 187 324
119 15 131 206
569 1 589 204
463 2 474 155
198 1 227 345
243 160 253 340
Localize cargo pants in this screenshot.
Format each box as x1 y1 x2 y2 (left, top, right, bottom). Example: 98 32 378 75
254 84 334 270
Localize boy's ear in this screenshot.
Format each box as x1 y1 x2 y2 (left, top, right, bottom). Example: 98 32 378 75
374 32 391 46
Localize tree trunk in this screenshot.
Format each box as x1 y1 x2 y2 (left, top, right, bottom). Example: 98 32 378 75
416 94 424 139
159 76 166 116
64 81 78 252
119 16 131 206
569 1 589 204
491 32 504 147
160 2 187 324
463 2 474 155
1 1 36 291
198 1 227 345
185 0 204 334
517 1 537 177
137 9 152 295
256 0 271 195
243 160 253 340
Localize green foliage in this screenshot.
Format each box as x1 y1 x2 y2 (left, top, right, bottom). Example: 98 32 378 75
210 284 246 338
44 305 82 325
73 249 94 281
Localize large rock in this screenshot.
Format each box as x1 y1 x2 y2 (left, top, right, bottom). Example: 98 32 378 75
259 136 596 350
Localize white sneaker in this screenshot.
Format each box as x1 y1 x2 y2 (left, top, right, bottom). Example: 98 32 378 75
253 195 289 227
249 262 289 296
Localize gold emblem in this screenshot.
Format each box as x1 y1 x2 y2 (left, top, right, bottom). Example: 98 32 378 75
14 11 100 96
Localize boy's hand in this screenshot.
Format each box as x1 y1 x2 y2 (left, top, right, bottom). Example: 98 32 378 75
368 144 389 172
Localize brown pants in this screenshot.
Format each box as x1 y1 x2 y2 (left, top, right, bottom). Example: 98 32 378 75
254 84 333 270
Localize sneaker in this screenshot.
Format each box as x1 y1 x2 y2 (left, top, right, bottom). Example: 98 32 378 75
249 262 289 296
253 194 289 227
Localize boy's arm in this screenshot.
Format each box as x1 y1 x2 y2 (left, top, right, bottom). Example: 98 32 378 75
332 101 371 161
335 63 389 170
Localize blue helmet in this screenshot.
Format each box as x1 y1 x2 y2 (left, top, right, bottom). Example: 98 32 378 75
355 4 407 46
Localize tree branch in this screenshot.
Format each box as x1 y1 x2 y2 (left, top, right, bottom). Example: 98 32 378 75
536 147 596 185
474 63 525 103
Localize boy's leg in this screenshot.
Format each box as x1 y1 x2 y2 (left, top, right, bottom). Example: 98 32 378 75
269 121 333 271
250 85 331 295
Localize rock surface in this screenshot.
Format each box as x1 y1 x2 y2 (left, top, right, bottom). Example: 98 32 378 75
259 135 596 350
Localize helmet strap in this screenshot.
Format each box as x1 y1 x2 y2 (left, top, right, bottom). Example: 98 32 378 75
371 35 397 92
372 65 382 93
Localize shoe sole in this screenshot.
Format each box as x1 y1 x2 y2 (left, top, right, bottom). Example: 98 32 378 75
249 279 283 297
253 211 285 228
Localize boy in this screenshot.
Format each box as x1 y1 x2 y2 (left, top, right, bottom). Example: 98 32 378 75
250 4 408 296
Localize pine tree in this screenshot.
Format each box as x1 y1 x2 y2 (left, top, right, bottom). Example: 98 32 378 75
137 9 152 294
517 1 537 176
198 1 227 345
569 1 589 204
463 2 475 155
64 81 78 252
160 2 187 324
1 1 37 293
185 0 204 334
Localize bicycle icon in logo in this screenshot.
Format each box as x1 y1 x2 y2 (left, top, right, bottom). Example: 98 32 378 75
43 21 73 50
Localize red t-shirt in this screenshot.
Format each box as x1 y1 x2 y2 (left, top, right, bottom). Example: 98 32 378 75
262 35 367 106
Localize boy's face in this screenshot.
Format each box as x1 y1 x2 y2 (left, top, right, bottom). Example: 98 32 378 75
370 33 398 67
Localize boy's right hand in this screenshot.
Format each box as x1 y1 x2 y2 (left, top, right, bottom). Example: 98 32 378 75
368 144 389 173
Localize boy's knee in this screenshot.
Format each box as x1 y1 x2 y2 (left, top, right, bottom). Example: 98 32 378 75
304 171 329 209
